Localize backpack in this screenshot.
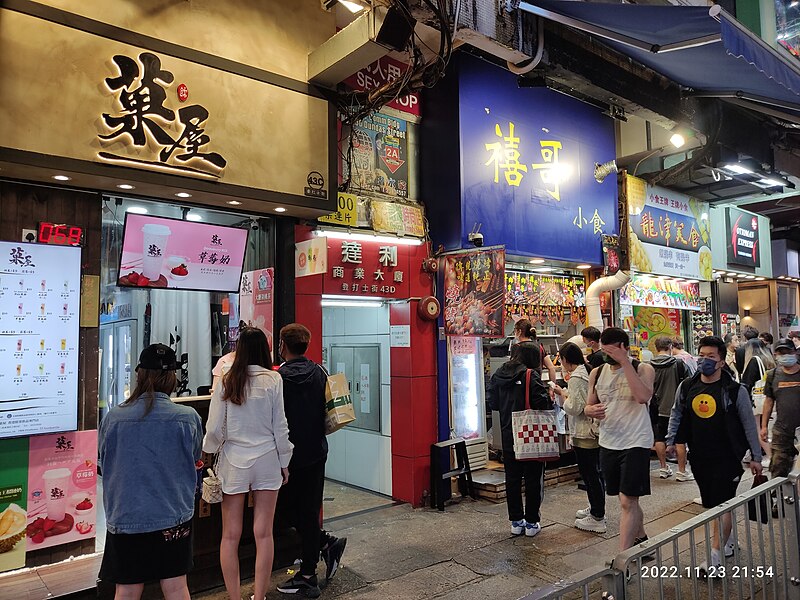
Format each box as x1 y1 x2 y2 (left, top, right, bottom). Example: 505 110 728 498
675 372 750 461
592 359 658 420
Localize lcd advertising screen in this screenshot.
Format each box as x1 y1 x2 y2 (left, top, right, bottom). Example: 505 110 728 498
117 214 248 292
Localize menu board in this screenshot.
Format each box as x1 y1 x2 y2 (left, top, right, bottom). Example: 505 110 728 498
619 273 702 311
0 243 80 439
443 247 505 337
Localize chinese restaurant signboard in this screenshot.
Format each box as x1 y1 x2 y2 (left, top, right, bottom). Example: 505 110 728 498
343 56 421 117
443 247 505 337
620 273 702 311
626 176 712 280
342 112 409 198
726 207 761 268
323 239 411 298
371 201 425 238
458 56 617 265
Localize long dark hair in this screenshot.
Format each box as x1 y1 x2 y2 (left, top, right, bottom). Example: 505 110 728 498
559 342 588 370
510 341 541 370
223 326 273 405
123 369 177 416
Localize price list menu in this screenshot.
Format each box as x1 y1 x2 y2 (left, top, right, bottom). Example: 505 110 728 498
0 242 81 439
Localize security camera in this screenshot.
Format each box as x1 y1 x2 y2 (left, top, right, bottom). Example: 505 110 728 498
249 218 259 231
468 232 484 247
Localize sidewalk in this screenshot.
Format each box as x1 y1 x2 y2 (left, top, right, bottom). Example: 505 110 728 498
197 461 728 600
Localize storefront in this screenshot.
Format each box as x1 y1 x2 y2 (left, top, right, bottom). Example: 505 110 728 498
709 205 775 337
622 175 714 354
422 54 618 466
772 238 800 337
0 0 335 591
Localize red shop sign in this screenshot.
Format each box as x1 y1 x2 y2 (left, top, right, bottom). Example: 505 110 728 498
343 56 421 117
322 238 411 298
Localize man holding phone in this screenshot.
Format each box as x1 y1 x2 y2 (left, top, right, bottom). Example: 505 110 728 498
584 328 655 552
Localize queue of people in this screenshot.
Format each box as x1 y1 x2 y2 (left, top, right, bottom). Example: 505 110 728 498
98 324 346 600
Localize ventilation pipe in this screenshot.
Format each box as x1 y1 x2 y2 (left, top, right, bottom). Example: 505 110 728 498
585 270 631 330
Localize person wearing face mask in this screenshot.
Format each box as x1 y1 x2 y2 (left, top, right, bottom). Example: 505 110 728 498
761 339 800 480
514 318 558 383
584 328 655 552
666 336 763 577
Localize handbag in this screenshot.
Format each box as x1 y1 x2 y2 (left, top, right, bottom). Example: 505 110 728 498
202 398 227 504
747 474 769 523
512 369 560 461
751 357 767 415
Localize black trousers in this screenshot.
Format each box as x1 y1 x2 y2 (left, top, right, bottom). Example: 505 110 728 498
574 446 606 519
280 459 326 576
503 451 545 523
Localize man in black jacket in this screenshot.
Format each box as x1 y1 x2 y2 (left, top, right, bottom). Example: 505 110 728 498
277 323 346 597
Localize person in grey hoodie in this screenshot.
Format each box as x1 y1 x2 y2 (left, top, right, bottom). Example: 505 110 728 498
666 336 763 576
487 342 553 537
553 342 605 533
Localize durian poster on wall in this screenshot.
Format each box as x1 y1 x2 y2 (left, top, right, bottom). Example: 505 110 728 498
0 437 29 573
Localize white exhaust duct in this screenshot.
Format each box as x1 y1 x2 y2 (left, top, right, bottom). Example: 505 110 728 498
585 270 630 329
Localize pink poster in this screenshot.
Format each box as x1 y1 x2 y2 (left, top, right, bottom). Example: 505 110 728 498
239 269 275 350
26 430 98 551
118 213 248 292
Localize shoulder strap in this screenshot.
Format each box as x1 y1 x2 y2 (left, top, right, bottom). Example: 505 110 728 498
525 369 532 410
591 363 606 397
755 356 765 379
540 344 545 369
631 358 641 370
677 359 687 380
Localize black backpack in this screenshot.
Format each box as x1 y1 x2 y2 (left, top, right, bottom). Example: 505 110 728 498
651 359 689 419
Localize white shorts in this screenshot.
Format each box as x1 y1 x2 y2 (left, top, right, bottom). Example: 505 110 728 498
218 450 282 494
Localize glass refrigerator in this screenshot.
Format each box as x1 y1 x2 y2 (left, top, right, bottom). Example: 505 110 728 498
447 336 488 469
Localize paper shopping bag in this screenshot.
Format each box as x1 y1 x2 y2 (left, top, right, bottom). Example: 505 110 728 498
324 372 356 435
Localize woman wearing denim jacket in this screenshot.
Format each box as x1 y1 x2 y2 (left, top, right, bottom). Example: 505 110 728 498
98 344 203 600
203 327 293 600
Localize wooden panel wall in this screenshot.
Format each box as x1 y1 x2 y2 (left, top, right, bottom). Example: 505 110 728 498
0 180 102 564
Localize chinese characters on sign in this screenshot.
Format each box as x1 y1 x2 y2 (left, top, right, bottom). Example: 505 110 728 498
626 176 712 280
98 52 227 178
619 273 702 311
370 201 425 238
295 238 328 278
343 56 421 117
321 239 411 298
443 247 505 337
239 268 274 348
342 113 408 198
318 193 358 227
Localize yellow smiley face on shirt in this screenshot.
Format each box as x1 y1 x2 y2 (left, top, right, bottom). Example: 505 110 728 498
691 393 717 419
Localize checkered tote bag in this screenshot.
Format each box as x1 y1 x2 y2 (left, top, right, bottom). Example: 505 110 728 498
512 369 559 461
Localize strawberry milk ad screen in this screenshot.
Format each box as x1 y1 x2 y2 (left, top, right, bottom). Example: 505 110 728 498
118 214 248 292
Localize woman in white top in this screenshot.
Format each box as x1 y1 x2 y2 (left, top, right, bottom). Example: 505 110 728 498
203 326 293 600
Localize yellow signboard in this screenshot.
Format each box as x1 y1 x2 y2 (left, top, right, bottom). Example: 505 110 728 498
318 193 357 227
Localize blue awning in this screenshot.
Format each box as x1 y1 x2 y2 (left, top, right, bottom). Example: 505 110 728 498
520 1 800 118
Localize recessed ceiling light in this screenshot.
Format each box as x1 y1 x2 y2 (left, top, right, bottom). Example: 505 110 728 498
175 192 192 198
127 206 148 214
117 184 135 190
227 200 242 206
576 264 592 270
274 207 287 213
529 258 545 264
186 213 203 222
52 175 71 181
755 277 765 281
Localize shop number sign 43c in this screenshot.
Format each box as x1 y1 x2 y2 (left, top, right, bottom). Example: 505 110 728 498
38 222 84 246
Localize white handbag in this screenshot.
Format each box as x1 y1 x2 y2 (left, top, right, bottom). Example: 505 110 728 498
202 398 227 504
751 356 767 415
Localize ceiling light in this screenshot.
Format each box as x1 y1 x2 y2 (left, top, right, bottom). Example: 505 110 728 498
322 299 383 308
186 213 203 222
127 206 148 214
669 133 685 148
52 175 72 181
758 178 783 187
117 184 135 190
227 200 242 206
745 275 756 279
315 229 423 246
337 0 365 12
723 164 754 175
529 258 546 264
534 267 553 272
576 264 592 270
755 277 765 281
175 192 192 198
274 207 287 213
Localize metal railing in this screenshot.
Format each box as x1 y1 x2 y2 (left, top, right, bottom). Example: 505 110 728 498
520 470 800 600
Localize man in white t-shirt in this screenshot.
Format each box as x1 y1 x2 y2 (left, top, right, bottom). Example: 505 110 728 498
585 327 655 552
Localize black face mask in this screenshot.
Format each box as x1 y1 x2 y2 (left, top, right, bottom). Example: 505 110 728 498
603 354 619 366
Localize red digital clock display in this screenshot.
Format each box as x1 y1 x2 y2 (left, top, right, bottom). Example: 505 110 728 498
38 222 84 246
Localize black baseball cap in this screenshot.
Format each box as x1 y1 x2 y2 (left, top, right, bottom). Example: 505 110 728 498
774 338 797 353
137 344 179 371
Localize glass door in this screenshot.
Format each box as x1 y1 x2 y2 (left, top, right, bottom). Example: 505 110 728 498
98 319 137 422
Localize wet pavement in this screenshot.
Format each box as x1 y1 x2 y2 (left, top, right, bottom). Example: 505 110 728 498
195 461 751 600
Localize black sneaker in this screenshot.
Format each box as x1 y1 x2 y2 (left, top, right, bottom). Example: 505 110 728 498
277 574 321 598
322 536 348 581
634 536 656 562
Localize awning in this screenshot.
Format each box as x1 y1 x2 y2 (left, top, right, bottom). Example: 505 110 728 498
520 1 800 119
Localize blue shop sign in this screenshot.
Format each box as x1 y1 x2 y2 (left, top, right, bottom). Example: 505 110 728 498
459 57 618 264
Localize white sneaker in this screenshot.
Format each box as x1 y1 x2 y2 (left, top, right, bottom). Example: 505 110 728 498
724 542 738 558
575 506 592 519
659 466 674 479
692 497 703 505
575 515 607 533
525 521 541 537
511 520 526 535
675 470 694 482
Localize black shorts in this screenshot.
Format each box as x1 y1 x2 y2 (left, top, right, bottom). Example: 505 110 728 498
600 447 651 497
99 521 194 584
691 461 742 508
652 416 670 443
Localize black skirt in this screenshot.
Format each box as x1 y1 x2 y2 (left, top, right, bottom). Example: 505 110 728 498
99 521 194 584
